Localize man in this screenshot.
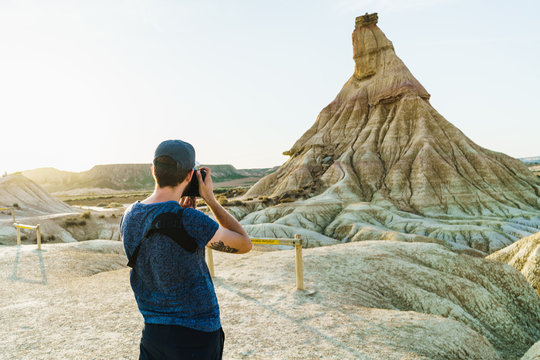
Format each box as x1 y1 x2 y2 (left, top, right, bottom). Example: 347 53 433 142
121 139 252 360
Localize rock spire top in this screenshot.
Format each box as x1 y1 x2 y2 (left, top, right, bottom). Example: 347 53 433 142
355 12 378 27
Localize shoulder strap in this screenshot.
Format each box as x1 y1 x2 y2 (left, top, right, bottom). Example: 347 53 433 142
127 210 198 268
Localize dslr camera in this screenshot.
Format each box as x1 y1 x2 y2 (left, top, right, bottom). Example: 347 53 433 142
183 169 207 197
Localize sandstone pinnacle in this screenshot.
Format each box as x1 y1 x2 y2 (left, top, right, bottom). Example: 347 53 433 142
239 14 540 253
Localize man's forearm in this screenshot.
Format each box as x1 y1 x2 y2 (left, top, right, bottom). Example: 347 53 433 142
206 198 248 237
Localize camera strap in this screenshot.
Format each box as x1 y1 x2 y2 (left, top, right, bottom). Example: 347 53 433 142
127 210 198 268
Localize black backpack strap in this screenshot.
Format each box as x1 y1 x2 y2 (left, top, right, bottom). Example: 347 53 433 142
127 210 198 268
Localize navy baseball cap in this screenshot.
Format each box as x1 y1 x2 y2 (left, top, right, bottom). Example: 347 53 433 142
153 139 199 170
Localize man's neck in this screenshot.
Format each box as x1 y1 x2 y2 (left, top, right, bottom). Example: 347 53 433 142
142 183 187 204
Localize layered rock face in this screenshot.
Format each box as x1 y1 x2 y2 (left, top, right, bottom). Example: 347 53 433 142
488 231 540 295
241 13 540 253
0 174 74 216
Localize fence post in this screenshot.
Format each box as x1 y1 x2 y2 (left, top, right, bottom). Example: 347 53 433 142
36 224 41 251
294 234 304 290
206 248 214 277
16 226 21 246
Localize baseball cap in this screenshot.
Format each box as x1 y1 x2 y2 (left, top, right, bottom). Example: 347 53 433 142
153 139 199 170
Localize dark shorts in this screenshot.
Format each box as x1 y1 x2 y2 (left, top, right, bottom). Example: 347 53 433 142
139 323 225 360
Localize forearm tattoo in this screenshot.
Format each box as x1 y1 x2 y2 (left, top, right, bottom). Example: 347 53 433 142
209 241 239 253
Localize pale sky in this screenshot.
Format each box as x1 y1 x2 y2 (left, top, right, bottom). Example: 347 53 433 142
1 0 539 174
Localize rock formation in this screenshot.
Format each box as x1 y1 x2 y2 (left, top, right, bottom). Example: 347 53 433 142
296 241 540 359
239 13 540 253
0 174 74 216
488 231 540 295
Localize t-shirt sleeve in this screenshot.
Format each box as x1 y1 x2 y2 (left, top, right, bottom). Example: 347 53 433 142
182 208 220 248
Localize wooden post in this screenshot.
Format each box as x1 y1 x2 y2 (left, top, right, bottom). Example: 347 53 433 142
11 208 15 223
36 224 41 251
294 234 304 290
206 248 214 277
16 226 21 246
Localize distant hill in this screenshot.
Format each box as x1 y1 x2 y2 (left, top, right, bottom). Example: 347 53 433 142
21 164 277 193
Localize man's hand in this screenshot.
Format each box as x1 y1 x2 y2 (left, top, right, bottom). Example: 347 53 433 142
180 196 196 209
196 167 216 204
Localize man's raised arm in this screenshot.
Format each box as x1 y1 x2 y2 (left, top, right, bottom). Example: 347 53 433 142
196 167 252 254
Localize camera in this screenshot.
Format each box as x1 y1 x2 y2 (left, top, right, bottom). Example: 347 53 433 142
183 169 207 197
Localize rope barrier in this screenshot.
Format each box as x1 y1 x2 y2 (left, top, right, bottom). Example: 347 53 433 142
13 223 42 250
206 234 304 290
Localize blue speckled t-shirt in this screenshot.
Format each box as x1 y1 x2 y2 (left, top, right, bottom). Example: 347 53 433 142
121 201 220 332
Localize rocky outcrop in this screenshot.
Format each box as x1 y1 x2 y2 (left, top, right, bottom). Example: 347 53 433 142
0 174 74 216
300 241 540 359
488 231 540 295
240 13 540 253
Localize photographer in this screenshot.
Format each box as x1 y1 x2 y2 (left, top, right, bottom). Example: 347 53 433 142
121 139 252 360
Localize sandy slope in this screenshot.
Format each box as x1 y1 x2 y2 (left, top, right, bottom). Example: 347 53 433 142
1 240 539 359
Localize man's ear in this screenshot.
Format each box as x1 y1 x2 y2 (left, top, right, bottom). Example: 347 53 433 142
185 169 195 183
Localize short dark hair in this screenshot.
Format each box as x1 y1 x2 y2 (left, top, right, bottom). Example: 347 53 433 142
153 156 192 188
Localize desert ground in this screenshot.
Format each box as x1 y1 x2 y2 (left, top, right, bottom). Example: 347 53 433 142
1 239 539 360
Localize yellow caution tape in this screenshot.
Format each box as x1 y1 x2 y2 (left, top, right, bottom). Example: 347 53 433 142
251 239 281 245
14 223 38 230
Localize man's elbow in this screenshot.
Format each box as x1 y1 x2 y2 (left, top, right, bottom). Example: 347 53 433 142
238 236 252 254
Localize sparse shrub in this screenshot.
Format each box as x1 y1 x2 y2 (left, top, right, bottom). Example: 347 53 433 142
223 200 243 207
110 213 117 218
64 218 78 226
98 214 106 219
47 235 56 242
64 217 87 226
81 211 91 219
12 203 19 208
97 203 107 207
279 198 295 204
246 197 253 201
257 196 268 201
218 196 228 205
105 202 122 208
